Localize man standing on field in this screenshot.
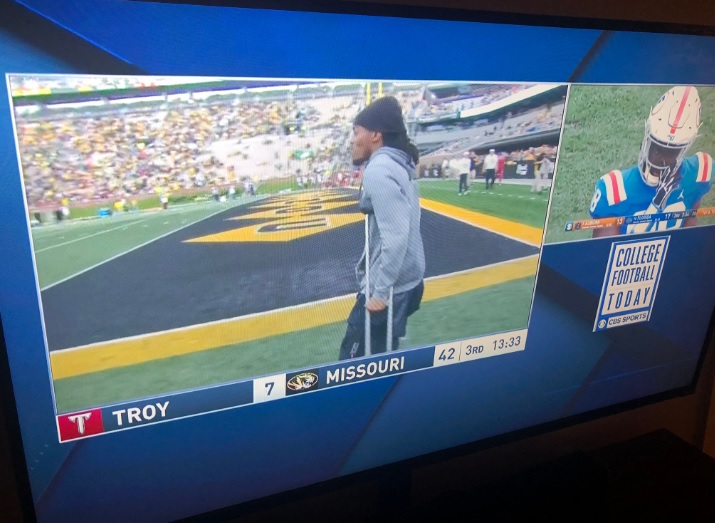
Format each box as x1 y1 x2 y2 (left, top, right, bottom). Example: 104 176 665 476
338 96 425 360
482 148 498 189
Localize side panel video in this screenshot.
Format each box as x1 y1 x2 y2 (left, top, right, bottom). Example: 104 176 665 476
546 84 715 243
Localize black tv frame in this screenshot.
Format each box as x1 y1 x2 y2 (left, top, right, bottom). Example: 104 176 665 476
1 1 715 521
0 315 37 523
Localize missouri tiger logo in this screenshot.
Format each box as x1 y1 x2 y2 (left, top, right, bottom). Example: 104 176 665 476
286 371 319 394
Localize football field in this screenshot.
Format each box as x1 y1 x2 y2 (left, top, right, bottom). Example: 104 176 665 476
34 183 549 412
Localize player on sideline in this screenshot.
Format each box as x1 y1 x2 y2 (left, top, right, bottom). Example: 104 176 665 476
482 148 498 189
338 96 425 360
453 151 472 195
590 85 713 237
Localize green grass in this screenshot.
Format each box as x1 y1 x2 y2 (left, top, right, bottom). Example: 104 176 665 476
57 191 240 220
256 177 301 194
545 85 715 244
418 179 549 228
53 277 535 412
32 200 251 288
49 181 299 221
407 275 533 344
65 197 167 219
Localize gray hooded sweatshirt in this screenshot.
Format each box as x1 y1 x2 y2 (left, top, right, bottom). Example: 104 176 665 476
357 146 426 301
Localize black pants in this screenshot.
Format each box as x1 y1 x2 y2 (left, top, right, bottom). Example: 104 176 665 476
458 173 469 193
485 169 495 188
339 281 424 360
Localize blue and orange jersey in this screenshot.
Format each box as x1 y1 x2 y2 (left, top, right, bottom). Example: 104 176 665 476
590 153 713 230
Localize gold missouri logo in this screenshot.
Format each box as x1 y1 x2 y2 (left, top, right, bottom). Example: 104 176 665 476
185 192 363 243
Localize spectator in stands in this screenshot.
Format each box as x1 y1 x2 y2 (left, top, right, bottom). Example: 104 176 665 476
16 86 366 214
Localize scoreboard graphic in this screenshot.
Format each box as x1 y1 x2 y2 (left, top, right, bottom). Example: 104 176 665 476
56 329 528 442
564 208 715 234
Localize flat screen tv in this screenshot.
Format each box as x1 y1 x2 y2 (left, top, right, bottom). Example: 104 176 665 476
1 0 715 521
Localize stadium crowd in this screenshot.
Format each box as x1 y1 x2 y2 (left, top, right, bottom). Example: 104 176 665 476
10 75 164 96
16 93 359 211
15 79 559 215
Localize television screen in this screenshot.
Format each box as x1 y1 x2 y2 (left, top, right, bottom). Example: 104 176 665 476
1 1 714 521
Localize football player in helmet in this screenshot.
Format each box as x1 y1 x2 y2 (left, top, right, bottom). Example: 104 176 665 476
589 85 713 237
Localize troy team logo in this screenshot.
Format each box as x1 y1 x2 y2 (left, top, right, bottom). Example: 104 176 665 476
68 413 92 434
57 408 105 442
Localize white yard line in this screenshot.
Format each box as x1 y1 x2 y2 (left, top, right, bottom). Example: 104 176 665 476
40 205 237 291
34 218 150 253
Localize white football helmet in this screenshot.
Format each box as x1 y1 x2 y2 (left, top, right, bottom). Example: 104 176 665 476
638 85 701 187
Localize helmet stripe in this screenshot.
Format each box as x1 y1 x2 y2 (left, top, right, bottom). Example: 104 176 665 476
670 86 691 135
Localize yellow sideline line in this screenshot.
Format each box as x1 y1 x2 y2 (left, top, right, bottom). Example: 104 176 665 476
50 256 537 380
419 198 544 246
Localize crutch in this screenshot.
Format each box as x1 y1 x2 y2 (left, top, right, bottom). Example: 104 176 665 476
364 215 395 355
364 215 372 356
386 286 394 352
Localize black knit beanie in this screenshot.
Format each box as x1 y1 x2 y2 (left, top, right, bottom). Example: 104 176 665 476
354 96 407 135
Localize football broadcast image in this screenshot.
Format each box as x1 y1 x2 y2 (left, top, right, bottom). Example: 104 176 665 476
545 84 715 244
10 75 565 418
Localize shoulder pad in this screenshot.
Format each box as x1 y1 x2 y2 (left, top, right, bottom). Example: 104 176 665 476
695 152 713 183
598 170 627 205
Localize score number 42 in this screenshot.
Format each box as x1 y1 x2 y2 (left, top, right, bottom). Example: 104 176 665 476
435 342 483 365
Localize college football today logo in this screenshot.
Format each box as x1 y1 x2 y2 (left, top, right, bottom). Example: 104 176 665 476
286 371 319 394
593 237 669 332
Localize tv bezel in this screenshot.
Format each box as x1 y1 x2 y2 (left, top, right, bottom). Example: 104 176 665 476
1 0 715 521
